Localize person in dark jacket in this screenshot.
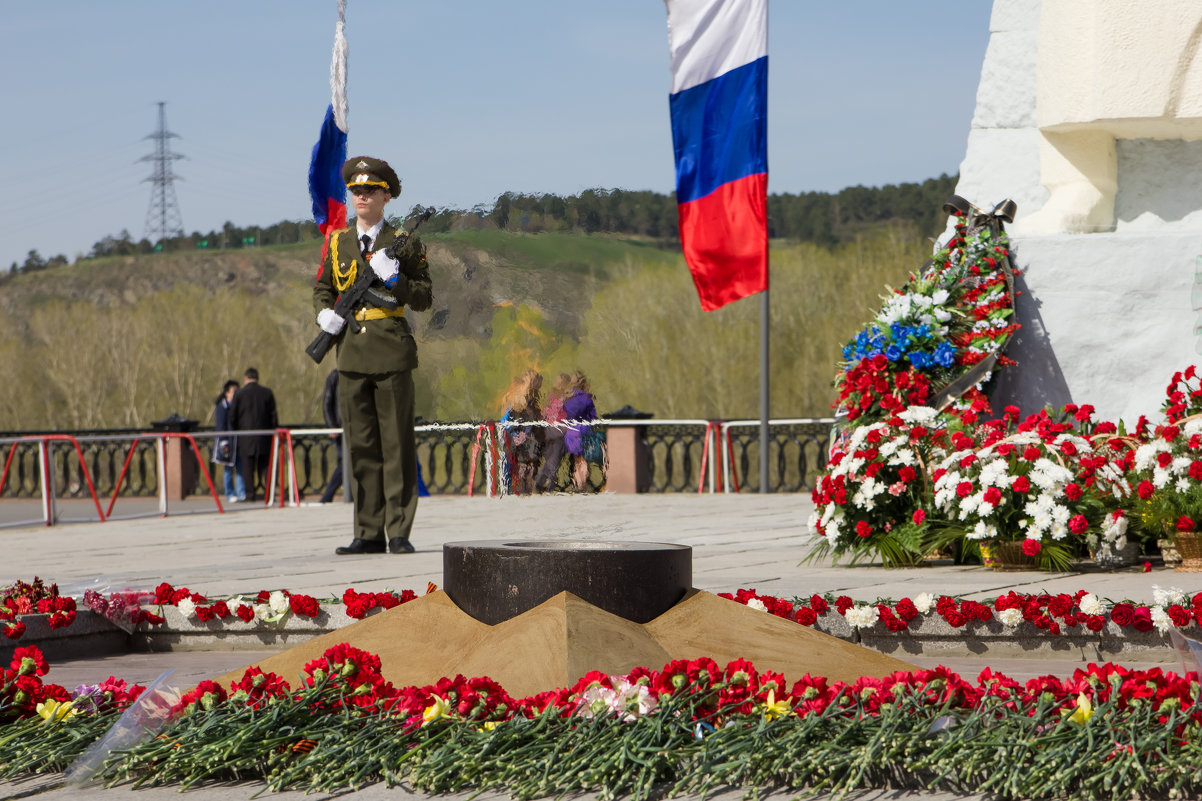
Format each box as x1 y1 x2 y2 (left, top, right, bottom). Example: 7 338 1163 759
213 379 246 502
230 367 278 502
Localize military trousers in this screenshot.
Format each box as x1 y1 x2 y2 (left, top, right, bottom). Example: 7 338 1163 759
338 368 418 543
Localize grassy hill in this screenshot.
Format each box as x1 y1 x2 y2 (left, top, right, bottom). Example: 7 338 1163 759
0 225 931 431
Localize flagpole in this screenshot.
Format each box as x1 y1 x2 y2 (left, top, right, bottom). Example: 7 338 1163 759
760 286 769 493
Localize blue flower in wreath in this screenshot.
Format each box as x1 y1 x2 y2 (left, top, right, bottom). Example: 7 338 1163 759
934 342 957 368
885 344 903 362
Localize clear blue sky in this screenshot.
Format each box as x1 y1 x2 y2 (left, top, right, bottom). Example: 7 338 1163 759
0 2 992 270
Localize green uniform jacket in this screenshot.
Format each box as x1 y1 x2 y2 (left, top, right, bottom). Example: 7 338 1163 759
312 223 433 374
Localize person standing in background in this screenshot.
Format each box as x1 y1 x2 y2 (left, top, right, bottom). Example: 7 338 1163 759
213 379 246 503
230 367 278 502
500 369 543 496
534 372 572 493
562 371 598 491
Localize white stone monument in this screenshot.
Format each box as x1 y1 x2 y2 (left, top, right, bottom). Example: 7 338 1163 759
955 0 1202 424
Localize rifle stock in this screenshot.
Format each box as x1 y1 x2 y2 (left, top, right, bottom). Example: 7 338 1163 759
305 330 337 364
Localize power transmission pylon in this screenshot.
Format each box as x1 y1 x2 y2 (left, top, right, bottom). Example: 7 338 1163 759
140 101 185 247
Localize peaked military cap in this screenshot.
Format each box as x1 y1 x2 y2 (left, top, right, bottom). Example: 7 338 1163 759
342 156 401 198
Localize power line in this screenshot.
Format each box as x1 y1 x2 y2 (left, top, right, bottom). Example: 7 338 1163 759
139 101 185 244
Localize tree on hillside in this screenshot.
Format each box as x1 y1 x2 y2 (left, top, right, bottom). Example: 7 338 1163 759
21 250 46 272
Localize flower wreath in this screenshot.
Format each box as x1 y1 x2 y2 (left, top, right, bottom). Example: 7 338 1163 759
833 195 1021 429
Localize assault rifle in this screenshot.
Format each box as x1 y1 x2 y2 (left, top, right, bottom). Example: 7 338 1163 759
305 208 434 365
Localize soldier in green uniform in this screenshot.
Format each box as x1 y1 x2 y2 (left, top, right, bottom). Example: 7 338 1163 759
313 156 432 555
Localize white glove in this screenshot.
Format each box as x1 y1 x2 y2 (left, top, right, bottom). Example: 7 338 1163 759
370 250 400 284
317 308 345 335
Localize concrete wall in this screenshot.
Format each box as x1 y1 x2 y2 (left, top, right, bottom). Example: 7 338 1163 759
954 0 1202 423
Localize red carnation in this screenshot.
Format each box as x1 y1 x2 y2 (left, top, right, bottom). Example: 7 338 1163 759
1138 480 1155 500
795 607 818 626
235 604 254 623
956 481 973 498
1178 515 1196 533
1021 538 1041 557
855 520 873 538
983 487 1002 505
1064 482 1082 501
912 509 926 526
835 595 854 615
289 594 320 618
1168 604 1192 627
1068 514 1089 535
1011 475 1031 493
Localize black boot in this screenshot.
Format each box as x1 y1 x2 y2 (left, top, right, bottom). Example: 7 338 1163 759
335 538 386 555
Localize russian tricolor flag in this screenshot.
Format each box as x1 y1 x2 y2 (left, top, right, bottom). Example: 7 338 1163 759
666 0 768 312
309 105 347 239
309 4 349 264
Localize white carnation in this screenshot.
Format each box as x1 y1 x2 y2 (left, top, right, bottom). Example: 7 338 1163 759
898 406 939 425
913 592 936 615
1151 606 1174 635
1152 585 1187 607
746 598 769 613
177 598 196 619
998 608 1024 627
844 604 880 629
1079 593 1108 616
269 590 290 615
970 520 998 540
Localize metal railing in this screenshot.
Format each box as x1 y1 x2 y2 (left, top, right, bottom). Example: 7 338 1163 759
0 417 837 525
